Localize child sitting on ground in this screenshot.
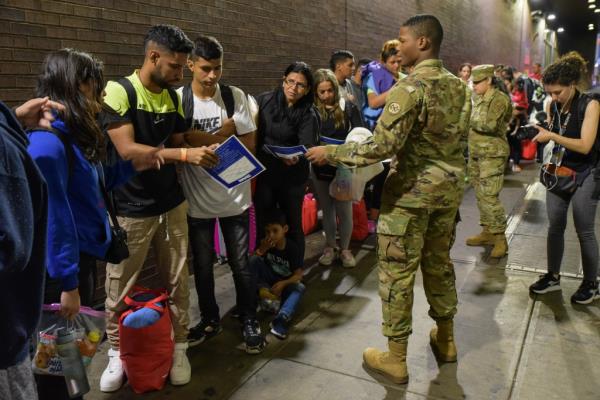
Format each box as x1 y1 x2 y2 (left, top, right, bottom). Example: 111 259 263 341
251 208 305 339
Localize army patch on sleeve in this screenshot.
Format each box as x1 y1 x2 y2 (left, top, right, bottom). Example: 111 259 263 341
388 102 401 114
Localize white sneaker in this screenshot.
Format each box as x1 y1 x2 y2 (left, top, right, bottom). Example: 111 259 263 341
170 342 191 385
100 348 124 392
319 247 336 266
340 250 356 268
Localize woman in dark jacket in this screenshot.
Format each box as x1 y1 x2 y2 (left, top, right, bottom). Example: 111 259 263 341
255 62 319 259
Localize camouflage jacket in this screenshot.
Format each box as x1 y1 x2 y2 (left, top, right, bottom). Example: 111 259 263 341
325 59 471 233
468 87 512 157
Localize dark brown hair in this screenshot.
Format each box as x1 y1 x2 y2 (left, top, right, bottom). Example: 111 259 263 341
542 51 587 86
36 48 105 162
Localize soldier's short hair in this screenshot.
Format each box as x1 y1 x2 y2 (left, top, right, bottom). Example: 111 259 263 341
402 14 443 50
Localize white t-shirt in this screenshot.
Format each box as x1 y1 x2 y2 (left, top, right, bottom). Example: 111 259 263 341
176 84 256 218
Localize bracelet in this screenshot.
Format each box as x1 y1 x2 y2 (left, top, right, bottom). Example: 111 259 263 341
180 147 188 162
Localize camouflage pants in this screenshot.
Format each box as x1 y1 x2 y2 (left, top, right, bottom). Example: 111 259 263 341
468 156 507 233
376 207 458 340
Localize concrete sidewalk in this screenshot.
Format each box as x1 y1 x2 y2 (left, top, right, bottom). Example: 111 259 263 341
86 164 600 400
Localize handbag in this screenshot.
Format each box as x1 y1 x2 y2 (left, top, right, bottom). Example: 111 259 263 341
539 163 578 195
539 105 581 196
98 167 130 264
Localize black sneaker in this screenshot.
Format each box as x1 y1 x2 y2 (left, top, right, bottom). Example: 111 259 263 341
269 314 289 340
242 319 266 354
188 320 222 347
529 273 561 294
570 280 600 305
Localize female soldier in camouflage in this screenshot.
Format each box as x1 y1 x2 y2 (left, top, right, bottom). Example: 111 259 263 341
465 64 513 258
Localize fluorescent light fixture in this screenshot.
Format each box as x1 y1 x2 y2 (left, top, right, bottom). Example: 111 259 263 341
590 4 596 8
547 14 556 20
595 8 600 13
589 0 595 3
557 27 565 33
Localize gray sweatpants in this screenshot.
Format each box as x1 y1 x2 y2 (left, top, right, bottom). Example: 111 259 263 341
0 357 38 400
312 176 353 250
546 173 599 281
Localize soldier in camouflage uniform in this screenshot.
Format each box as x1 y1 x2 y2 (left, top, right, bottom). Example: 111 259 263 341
306 15 471 384
465 65 513 258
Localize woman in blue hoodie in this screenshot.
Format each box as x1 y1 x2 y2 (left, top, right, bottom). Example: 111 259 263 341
27 49 157 400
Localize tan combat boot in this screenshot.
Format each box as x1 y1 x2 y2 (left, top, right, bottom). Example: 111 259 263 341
490 234 508 258
465 228 494 246
363 340 409 384
430 320 457 362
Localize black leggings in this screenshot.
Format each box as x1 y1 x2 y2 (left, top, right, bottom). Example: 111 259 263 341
546 174 599 281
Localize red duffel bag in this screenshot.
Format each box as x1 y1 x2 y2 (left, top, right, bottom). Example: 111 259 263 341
302 193 318 235
351 199 369 241
521 139 537 160
119 286 173 394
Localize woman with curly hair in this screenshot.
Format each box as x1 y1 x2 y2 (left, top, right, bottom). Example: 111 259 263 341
529 51 600 304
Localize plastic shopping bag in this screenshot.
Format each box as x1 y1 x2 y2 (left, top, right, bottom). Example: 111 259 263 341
33 304 105 376
329 166 367 202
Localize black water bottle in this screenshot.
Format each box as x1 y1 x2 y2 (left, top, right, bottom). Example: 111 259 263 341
55 328 90 398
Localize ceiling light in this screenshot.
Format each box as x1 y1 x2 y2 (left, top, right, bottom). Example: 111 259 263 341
590 4 596 8
589 26 595 31
596 8 600 13
557 27 565 33
547 14 556 20
590 0 595 3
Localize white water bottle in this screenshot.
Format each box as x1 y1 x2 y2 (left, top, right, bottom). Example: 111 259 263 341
55 328 90 398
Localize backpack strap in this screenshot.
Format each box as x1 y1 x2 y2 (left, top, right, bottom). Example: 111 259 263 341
167 86 179 114
116 77 138 130
182 83 194 129
220 84 235 119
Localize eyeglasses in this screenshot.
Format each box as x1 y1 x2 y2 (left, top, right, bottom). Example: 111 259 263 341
284 78 308 90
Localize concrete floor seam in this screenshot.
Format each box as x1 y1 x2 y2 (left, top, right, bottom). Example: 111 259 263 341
507 298 540 400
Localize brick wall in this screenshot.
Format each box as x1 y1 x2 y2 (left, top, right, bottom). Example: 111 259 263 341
1 0 539 105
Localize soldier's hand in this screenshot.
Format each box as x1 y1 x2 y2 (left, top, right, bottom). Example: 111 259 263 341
187 146 219 167
306 146 328 165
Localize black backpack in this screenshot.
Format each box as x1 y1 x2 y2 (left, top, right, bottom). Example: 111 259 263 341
181 83 235 130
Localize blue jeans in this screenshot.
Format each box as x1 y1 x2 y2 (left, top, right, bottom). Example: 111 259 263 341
249 255 305 319
188 210 257 321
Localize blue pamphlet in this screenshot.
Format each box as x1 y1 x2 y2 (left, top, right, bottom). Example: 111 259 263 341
203 136 265 190
264 144 308 159
320 135 345 145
